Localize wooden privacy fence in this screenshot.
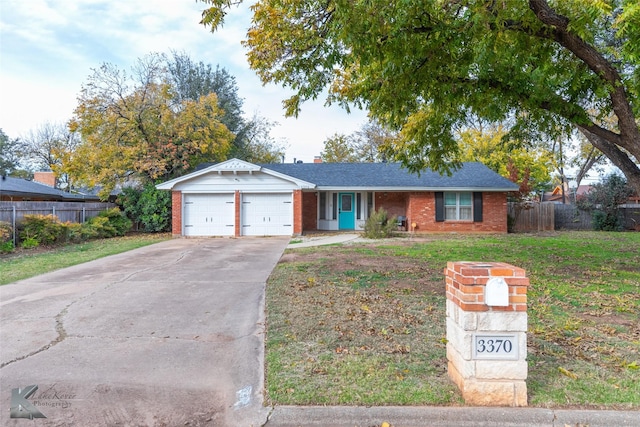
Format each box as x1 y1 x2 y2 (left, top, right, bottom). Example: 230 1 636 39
554 204 593 230
509 202 640 232
507 202 555 232
0 201 117 242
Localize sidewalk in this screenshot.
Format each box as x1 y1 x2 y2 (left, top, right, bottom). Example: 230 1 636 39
287 233 362 248
264 405 640 427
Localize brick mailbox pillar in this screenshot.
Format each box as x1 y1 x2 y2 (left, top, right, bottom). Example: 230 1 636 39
445 261 529 406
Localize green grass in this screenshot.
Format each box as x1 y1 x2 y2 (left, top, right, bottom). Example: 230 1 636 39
0 234 170 285
266 231 640 408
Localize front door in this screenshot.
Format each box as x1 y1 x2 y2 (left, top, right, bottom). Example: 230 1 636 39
338 192 355 230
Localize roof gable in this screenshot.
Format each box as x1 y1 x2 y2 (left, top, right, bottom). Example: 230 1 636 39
156 158 315 190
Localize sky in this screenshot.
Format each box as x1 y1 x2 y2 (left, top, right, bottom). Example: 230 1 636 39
0 0 368 163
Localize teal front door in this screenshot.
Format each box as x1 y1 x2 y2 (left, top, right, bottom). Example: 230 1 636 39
338 193 355 229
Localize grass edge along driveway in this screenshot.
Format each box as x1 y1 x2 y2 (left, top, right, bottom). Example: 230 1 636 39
265 231 640 409
0 234 170 285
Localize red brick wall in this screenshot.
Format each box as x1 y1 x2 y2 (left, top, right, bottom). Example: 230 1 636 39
33 171 56 187
171 191 182 237
406 191 508 233
445 261 529 312
375 192 408 218
293 190 303 235
295 190 510 234
234 191 241 237
302 192 317 231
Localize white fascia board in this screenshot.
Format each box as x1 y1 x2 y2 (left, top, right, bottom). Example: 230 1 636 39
314 186 518 192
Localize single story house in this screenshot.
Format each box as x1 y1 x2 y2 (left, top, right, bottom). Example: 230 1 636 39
156 158 519 237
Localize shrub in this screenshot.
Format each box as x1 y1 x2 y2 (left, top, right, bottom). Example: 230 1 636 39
19 214 65 246
83 209 131 238
0 240 14 253
0 219 14 253
97 208 132 236
363 208 398 239
119 183 171 232
577 173 632 231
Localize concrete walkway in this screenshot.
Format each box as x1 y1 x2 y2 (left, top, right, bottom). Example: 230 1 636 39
264 405 640 427
287 233 361 249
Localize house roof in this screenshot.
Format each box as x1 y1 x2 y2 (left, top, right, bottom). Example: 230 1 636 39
159 159 519 192
262 162 519 191
0 176 101 201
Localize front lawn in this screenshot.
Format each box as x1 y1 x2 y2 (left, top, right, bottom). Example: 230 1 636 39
265 231 640 409
0 234 170 285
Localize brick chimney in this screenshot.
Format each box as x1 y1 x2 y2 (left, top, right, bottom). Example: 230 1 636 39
313 156 322 163
33 171 56 187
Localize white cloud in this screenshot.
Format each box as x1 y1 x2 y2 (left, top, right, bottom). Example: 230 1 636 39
0 0 366 162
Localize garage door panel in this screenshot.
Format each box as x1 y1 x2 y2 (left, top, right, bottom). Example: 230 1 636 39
184 194 235 236
242 193 292 236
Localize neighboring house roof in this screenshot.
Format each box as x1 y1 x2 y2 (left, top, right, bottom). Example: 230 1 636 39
162 159 519 192
0 177 101 201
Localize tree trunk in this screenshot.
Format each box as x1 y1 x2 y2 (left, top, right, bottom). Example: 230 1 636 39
579 127 640 195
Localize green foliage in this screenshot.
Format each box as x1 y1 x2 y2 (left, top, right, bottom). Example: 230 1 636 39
66 55 234 198
199 0 640 194
119 184 171 232
20 214 65 246
577 173 633 231
363 208 397 239
457 126 553 196
84 208 132 238
321 133 359 162
16 209 131 249
21 237 39 249
0 241 14 253
0 221 15 253
0 128 23 177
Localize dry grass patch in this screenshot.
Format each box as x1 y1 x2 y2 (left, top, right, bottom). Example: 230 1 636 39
265 232 640 408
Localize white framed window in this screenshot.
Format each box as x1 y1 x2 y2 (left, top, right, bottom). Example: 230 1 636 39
445 192 473 220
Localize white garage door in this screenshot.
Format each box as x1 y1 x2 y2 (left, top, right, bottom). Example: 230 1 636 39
241 193 293 236
183 193 235 236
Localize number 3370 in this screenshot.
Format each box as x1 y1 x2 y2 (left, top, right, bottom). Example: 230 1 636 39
476 338 513 353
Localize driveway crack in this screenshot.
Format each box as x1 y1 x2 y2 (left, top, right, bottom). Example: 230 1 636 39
0 305 69 369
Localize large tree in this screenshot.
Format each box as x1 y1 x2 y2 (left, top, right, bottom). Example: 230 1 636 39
457 125 553 196
67 54 234 198
0 128 27 178
199 0 640 194
20 122 80 189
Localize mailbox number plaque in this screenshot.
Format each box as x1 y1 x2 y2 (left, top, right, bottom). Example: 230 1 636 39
472 333 519 360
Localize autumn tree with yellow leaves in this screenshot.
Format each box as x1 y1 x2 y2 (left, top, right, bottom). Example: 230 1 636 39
65 54 234 198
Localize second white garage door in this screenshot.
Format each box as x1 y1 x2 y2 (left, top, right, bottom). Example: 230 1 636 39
242 193 293 236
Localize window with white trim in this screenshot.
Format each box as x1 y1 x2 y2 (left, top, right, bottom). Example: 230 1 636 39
445 192 473 220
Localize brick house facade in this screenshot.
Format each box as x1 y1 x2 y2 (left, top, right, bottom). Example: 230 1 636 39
157 159 517 237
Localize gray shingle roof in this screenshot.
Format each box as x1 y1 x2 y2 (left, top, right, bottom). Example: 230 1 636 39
261 162 519 191
0 177 101 200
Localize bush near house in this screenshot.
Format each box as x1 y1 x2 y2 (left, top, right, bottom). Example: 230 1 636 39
0 221 13 253
17 208 132 249
363 208 398 239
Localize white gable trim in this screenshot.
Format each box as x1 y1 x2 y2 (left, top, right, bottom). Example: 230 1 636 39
156 158 315 190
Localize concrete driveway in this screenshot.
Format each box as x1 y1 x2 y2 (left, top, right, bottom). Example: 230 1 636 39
0 237 289 426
